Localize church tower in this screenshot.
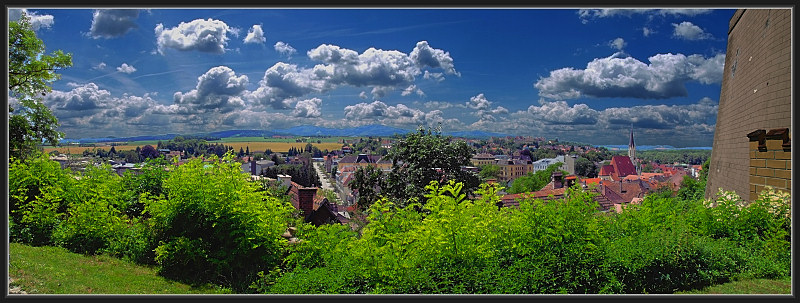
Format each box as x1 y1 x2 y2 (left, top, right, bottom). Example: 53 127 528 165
628 124 635 161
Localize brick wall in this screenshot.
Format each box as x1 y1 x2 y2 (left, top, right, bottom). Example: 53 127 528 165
747 128 791 200
705 8 792 200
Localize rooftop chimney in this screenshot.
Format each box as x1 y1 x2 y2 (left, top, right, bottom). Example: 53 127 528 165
277 174 292 188
552 171 563 189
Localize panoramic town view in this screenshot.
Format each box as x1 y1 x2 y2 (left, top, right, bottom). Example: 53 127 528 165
7 7 792 295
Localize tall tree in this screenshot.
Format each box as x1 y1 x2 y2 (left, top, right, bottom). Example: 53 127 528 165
384 126 480 207
348 165 387 211
8 12 73 160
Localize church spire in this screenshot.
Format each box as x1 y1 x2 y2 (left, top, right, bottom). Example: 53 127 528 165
628 124 635 161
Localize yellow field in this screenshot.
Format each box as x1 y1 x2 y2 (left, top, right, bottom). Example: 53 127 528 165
43 142 344 155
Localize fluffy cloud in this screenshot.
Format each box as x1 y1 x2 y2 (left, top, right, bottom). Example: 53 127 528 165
401 85 425 97
534 52 725 100
409 41 460 76
672 21 713 40
116 63 137 74
173 66 248 113
292 98 322 118
274 41 297 58
244 24 266 44
90 9 139 39
609 38 626 50
464 94 510 125
247 62 326 109
9 9 54 30
343 101 444 127
423 71 445 82
40 83 179 137
155 18 231 54
466 93 491 110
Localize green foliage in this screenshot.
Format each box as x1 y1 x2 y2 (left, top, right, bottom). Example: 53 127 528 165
636 149 711 165
507 163 566 194
8 154 71 246
574 156 598 177
348 165 387 211
8 12 72 160
8 12 73 97
478 164 502 180
384 126 481 207
52 164 129 255
120 158 169 218
144 152 295 292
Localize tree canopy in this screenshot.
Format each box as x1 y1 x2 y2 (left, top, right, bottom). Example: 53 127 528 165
383 126 480 206
8 12 73 160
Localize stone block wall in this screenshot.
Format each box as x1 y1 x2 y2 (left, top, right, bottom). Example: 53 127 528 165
747 128 791 200
705 8 792 200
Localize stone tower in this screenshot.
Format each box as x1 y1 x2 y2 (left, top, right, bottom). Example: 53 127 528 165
628 124 635 161
705 9 792 200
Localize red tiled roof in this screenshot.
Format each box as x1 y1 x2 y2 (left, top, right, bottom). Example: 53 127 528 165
599 165 614 176
581 178 601 185
611 156 637 178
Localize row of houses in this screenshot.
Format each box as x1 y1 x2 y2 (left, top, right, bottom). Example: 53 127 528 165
470 152 575 184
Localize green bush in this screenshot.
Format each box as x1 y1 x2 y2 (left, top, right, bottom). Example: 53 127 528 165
52 164 128 255
8 154 71 246
145 153 295 292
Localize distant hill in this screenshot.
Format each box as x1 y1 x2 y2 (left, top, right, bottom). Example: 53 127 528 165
446 130 511 138
203 129 278 138
273 124 412 137
599 145 712 151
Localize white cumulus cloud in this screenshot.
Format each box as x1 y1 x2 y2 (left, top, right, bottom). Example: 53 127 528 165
534 52 725 100
672 21 713 40
116 63 137 74
274 41 297 58
292 98 322 118
609 37 626 50
243 24 266 44
155 18 231 54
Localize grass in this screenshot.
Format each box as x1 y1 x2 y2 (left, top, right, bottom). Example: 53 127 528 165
674 276 792 294
8 242 232 294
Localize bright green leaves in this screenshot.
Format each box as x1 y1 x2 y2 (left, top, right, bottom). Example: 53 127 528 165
145 152 294 292
8 12 73 160
8 13 73 98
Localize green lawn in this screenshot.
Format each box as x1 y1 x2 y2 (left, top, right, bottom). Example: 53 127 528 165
8 242 792 295
674 276 792 294
8 242 232 294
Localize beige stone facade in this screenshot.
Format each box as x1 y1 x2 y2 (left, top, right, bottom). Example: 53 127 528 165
705 9 792 200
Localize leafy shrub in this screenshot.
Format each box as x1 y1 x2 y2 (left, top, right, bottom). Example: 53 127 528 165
8 154 71 246
52 164 128 255
145 153 295 292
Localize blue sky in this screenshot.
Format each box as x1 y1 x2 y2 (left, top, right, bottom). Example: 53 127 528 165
8 7 737 147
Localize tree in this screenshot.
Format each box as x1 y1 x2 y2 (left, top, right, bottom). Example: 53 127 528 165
384 126 480 207
478 164 502 181
508 163 566 194
140 145 158 159
8 12 73 160
574 157 598 178
348 165 386 211
238 147 245 157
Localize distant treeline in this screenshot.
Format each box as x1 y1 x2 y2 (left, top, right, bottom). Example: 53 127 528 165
636 149 712 165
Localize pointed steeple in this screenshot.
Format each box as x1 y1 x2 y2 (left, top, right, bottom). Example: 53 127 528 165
628 124 635 161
